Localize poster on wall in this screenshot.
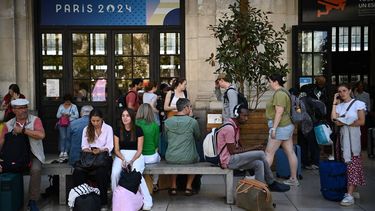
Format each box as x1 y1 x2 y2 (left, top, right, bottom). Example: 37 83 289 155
40 0 181 26
301 0 375 23
46 79 60 97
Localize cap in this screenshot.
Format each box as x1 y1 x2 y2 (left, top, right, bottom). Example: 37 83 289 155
11 99 29 106
216 73 227 81
81 105 94 116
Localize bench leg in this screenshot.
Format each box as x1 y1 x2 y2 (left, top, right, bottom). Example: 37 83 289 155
225 171 234 204
59 175 66 205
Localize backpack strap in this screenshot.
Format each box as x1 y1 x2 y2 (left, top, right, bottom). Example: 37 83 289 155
224 87 237 103
169 91 175 106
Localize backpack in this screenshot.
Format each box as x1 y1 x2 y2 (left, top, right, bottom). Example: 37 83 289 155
203 123 235 166
0 130 31 173
224 87 248 109
278 89 305 124
119 90 138 108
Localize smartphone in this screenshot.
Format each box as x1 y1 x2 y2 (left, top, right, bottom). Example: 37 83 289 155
336 95 341 100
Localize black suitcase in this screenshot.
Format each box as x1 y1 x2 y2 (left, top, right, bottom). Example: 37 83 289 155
368 128 375 158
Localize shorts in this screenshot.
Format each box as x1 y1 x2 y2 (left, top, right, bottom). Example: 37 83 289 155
267 120 294 141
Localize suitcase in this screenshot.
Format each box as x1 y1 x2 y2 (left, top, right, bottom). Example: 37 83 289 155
0 173 24 211
275 145 302 180
368 128 375 158
319 160 347 201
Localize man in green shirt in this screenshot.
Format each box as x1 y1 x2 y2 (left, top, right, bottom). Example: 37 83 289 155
164 98 200 196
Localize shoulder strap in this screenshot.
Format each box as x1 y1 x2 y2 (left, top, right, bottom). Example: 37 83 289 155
169 91 175 106
346 99 357 112
224 87 236 101
216 122 237 156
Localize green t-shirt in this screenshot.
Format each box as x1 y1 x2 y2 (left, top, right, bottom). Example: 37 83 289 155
265 88 292 127
135 119 160 155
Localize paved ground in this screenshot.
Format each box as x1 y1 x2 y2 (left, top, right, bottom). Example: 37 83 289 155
23 153 375 211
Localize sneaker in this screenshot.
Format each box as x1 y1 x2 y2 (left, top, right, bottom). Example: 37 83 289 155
58 152 64 158
268 181 290 192
63 152 68 158
352 192 360 199
304 165 314 170
28 200 40 211
283 178 300 186
100 205 109 211
311 164 319 170
143 205 152 210
340 193 354 206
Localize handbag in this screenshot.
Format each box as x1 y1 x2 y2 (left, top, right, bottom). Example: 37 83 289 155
236 178 275 211
314 123 333 145
75 151 111 170
58 107 72 127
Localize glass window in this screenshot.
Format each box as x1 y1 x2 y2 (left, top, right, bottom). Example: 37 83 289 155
72 33 108 102
351 26 361 51
41 33 63 101
364 26 368 51
160 32 181 82
332 27 336 52
299 54 312 76
338 27 349 51
114 33 150 97
313 54 327 75
313 31 327 52
301 32 312 52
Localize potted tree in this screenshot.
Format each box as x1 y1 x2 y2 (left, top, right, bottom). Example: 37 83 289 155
208 0 290 146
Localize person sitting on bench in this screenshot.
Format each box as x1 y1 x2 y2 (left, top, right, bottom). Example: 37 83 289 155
217 104 290 192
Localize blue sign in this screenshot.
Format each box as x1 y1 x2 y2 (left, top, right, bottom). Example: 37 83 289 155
40 0 180 26
299 77 313 87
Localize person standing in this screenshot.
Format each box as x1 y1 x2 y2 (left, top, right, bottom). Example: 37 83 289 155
264 74 299 186
1 84 26 122
331 83 366 206
216 73 238 120
126 78 144 111
0 99 45 211
143 82 160 125
56 94 79 160
164 78 188 118
68 105 94 166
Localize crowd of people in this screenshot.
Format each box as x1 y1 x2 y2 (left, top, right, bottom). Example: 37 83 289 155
0 74 371 210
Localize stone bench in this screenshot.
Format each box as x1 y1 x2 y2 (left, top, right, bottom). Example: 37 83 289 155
40 163 73 205
143 161 234 204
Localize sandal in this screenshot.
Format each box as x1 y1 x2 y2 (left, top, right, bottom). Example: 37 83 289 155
184 188 194 196
153 184 159 193
168 188 177 196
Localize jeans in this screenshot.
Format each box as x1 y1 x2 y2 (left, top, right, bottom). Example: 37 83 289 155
228 150 274 185
58 125 71 153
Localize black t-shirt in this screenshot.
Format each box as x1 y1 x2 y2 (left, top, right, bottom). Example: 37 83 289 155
115 126 144 150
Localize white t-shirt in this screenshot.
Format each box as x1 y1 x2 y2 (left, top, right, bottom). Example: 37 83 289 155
335 99 366 120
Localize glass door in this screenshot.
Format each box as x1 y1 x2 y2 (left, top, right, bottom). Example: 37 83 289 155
293 27 330 88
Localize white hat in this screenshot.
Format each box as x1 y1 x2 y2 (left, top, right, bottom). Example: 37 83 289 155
11 99 29 106
81 105 94 116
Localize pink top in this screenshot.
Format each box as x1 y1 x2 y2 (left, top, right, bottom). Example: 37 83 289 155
216 118 239 168
81 122 114 152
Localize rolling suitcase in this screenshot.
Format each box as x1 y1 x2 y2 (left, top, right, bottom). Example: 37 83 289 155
319 160 347 201
275 145 302 179
368 128 374 158
0 173 24 211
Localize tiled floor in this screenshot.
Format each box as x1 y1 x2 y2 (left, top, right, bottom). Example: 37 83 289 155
24 154 375 211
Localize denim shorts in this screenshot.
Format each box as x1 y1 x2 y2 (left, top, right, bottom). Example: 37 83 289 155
267 120 294 141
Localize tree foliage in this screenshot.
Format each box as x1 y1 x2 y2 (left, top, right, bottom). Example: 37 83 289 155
209 0 289 109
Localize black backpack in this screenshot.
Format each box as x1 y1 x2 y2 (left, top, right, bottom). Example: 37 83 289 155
224 87 248 109
0 130 31 173
73 192 101 211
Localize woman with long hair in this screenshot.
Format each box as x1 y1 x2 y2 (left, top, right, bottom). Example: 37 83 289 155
164 78 187 118
264 74 299 186
111 108 153 210
136 103 160 192
72 109 113 209
331 83 366 206
56 94 79 160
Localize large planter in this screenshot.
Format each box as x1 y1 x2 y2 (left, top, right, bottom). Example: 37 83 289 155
240 109 268 148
